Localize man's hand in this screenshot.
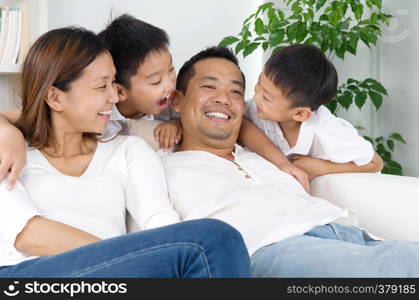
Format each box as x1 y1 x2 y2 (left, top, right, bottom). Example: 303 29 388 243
153 119 182 151
278 163 310 193
290 155 327 180
0 124 26 190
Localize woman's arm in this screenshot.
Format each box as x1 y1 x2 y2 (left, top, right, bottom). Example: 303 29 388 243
1 179 100 257
125 137 180 230
291 152 384 180
238 118 310 192
0 109 25 190
15 216 100 257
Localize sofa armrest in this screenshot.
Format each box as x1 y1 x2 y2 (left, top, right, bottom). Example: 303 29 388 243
310 173 419 241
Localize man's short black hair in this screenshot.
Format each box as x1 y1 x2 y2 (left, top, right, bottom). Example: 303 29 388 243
176 46 245 93
98 14 169 89
264 44 338 111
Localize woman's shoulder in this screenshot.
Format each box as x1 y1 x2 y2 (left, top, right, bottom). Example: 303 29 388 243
101 135 150 149
101 135 157 161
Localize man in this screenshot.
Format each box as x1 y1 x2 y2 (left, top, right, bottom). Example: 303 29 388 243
160 46 419 277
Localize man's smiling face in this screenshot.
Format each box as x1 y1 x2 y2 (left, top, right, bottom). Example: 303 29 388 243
174 57 245 147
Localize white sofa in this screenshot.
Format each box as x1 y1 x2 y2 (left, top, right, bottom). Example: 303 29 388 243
127 119 419 241
311 173 419 241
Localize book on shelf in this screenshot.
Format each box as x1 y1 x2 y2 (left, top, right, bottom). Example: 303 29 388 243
0 6 9 62
11 9 23 64
0 2 28 66
17 2 28 64
2 9 17 64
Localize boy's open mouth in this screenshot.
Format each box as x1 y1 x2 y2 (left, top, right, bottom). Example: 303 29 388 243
157 95 170 109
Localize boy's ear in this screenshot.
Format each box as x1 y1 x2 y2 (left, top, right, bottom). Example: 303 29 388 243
116 83 128 102
45 86 64 112
171 90 183 113
292 107 312 122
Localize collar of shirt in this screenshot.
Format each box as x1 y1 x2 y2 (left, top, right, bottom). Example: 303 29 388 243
276 105 333 157
272 118 313 157
159 144 245 160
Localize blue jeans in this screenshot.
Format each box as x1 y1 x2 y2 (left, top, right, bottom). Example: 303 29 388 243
251 223 419 277
0 219 250 278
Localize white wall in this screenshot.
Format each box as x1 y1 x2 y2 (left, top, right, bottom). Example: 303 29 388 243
47 0 264 101
333 0 419 177
376 0 418 177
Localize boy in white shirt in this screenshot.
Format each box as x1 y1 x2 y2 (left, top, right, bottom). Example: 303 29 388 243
246 44 383 179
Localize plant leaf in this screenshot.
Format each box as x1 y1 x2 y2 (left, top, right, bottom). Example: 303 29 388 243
370 83 388 95
243 42 260 57
387 160 402 170
355 91 367 109
325 100 338 115
286 22 299 41
375 136 384 144
262 41 269 51
316 0 327 11
363 135 374 145
368 91 383 110
337 90 353 110
234 41 246 54
387 139 394 151
219 36 240 47
255 18 266 35
389 133 407 144
269 30 285 47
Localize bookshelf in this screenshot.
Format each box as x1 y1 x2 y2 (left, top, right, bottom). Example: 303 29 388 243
0 0 48 74
0 63 20 73
0 0 47 110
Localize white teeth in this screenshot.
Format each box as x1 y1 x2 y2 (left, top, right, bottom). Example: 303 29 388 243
205 112 229 119
98 110 112 115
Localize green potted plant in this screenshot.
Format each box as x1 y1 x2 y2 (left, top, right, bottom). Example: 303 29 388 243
219 0 406 175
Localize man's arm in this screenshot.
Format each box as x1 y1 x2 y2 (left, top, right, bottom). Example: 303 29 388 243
291 152 384 180
0 109 25 190
238 118 310 192
14 216 101 257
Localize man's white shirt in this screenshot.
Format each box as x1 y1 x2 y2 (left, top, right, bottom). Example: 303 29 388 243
160 145 351 255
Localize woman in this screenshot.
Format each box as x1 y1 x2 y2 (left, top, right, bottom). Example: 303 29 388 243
0 27 250 277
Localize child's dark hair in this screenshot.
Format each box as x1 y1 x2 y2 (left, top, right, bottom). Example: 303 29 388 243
264 44 338 111
176 46 246 93
98 14 169 89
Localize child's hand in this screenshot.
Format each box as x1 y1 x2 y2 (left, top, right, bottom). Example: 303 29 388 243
153 119 182 151
278 163 310 193
0 125 26 190
290 155 327 180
